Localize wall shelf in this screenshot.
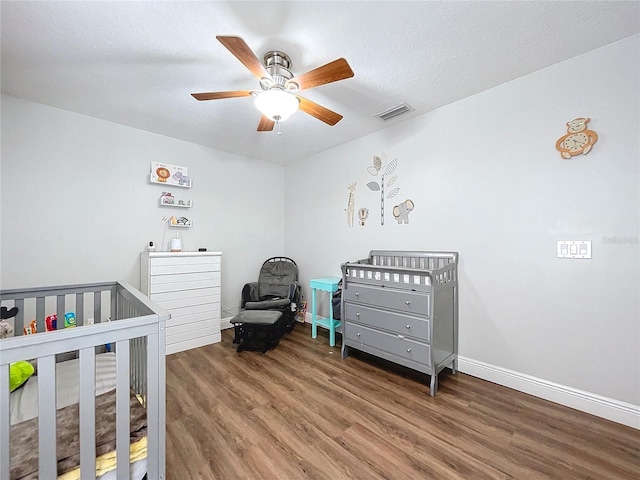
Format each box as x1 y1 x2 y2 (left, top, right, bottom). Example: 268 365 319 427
168 216 192 228
160 197 192 208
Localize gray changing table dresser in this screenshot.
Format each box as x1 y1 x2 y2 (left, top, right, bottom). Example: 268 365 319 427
341 250 458 396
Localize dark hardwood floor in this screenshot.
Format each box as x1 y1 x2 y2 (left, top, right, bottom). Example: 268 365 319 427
166 323 639 479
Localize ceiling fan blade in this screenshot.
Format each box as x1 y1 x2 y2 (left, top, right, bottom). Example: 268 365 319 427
191 90 254 101
257 115 275 131
287 58 354 91
297 96 343 126
216 36 271 80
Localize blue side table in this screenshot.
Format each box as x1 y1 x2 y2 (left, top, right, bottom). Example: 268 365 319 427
310 277 341 347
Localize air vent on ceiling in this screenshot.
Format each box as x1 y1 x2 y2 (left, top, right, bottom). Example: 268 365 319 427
374 102 414 121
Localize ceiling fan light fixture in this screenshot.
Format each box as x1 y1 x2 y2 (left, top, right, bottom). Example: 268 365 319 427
254 88 299 121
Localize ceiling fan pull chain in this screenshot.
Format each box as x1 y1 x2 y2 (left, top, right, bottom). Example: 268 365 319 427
275 116 283 136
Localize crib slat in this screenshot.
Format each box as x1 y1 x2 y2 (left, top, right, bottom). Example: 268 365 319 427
0 364 10 480
79 347 96 480
94 291 102 324
76 293 84 327
116 339 130 479
57 294 65 328
38 355 57 479
146 329 165 480
14 298 25 334
36 296 46 333
111 284 118 320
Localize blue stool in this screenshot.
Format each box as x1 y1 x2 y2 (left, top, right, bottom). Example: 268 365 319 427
310 277 341 346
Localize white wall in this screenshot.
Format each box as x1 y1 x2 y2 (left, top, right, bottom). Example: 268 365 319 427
1 95 285 317
284 35 640 415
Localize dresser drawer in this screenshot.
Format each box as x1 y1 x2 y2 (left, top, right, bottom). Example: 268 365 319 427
150 286 220 303
345 303 430 341
166 318 219 345
151 292 219 310
150 255 220 268
150 262 220 276
345 322 431 366
168 308 220 328
343 284 430 316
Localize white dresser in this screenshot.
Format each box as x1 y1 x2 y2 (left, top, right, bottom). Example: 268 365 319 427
141 252 222 355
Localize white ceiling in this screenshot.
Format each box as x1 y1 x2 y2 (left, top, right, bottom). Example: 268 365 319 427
2 1 638 166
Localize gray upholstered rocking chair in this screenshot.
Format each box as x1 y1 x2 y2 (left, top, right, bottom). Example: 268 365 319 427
240 256 302 336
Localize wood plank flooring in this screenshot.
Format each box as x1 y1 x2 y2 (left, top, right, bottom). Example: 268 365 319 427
166 324 639 479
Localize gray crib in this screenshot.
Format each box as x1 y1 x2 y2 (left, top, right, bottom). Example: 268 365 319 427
341 251 458 396
0 281 169 479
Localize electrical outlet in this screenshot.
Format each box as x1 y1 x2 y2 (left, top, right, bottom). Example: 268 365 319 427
557 240 591 259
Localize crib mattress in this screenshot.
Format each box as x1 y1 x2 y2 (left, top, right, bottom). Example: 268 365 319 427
10 353 117 425
9 353 147 480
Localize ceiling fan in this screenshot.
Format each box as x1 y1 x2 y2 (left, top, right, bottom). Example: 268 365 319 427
191 36 354 132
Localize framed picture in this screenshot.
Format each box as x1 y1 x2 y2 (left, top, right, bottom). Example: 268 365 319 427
150 162 191 187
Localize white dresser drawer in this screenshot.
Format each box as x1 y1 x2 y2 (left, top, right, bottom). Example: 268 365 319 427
150 262 220 276
152 292 220 310
163 302 219 319
149 275 220 294
168 309 220 328
150 255 220 268
150 270 221 285
150 286 220 303
167 317 219 336
166 321 220 353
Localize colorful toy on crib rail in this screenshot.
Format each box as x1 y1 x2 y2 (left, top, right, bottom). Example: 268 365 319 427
23 320 37 335
64 312 77 328
45 314 57 332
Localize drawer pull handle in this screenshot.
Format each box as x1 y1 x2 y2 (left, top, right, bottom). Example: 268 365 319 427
406 324 411 329
406 348 412 353
405 300 410 305
355 292 359 296
356 333 361 337
356 312 360 317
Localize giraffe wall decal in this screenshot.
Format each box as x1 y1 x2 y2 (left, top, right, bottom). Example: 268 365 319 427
346 182 356 227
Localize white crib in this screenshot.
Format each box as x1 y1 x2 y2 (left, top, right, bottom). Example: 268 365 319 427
0 281 168 480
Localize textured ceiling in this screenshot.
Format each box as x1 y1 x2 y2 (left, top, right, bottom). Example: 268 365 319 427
2 1 638 165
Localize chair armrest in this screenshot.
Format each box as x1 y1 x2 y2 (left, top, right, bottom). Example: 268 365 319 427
241 282 260 308
288 281 302 305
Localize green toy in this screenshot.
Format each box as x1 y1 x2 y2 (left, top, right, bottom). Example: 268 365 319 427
10 361 34 392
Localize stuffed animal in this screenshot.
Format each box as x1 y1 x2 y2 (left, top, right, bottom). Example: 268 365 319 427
10 361 34 391
0 319 14 338
0 305 18 338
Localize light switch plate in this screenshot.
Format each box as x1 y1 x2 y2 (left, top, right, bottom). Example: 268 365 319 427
557 240 591 259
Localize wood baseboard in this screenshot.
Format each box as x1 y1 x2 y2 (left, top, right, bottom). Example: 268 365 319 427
221 317 233 330
458 356 640 429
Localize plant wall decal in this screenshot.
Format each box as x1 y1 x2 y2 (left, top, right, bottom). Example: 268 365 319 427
366 153 400 225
